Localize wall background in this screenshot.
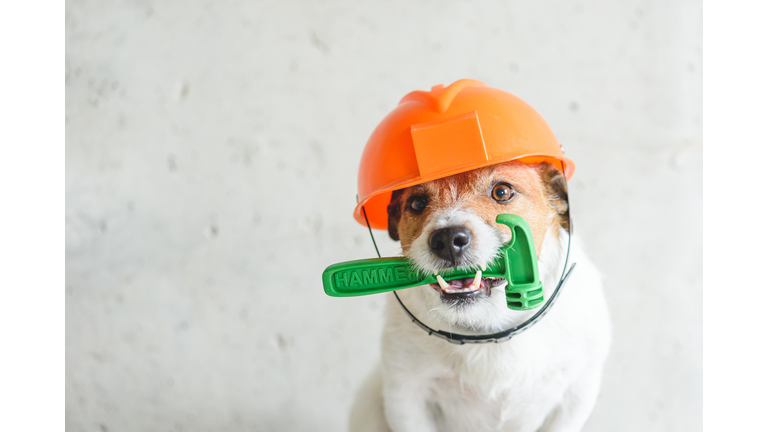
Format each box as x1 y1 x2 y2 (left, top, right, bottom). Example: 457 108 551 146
65 0 702 431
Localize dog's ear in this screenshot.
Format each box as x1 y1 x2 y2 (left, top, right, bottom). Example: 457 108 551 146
387 189 404 241
540 163 570 231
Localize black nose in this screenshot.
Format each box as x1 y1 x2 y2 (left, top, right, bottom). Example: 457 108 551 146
429 227 472 265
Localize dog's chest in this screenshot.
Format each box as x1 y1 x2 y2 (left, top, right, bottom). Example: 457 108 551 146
424 341 574 432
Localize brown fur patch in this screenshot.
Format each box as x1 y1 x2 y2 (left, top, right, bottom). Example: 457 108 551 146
387 161 568 256
536 163 570 231
386 190 405 241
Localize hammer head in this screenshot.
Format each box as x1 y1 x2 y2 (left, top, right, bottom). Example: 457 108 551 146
493 214 544 310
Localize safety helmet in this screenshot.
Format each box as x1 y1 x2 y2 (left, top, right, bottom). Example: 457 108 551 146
354 79 574 230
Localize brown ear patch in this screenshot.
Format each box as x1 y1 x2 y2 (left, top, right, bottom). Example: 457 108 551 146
386 189 405 241
539 163 570 231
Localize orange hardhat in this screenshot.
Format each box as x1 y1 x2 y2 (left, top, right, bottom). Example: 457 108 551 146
354 79 574 230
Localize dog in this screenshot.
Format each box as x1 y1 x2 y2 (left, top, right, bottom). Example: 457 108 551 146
349 160 611 432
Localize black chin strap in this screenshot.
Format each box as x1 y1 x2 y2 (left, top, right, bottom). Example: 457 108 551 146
361 165 575 345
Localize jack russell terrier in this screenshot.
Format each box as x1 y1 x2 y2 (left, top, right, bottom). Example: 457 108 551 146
349 160 611 432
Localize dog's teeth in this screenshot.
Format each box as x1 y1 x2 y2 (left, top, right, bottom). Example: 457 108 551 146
436 275 449 290
472 270 482 287
480 263 487 272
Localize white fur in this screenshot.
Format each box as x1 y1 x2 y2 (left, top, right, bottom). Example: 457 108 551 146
349 217 611 432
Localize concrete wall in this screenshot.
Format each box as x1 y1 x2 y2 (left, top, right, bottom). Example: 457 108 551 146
65 0 702 430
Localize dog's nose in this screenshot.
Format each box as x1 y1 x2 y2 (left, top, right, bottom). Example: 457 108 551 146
429 227 472 265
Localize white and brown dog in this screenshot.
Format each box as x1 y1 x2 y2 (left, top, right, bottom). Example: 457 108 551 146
349 161 611 432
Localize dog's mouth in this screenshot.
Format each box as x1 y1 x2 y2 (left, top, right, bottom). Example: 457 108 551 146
429 271 506 301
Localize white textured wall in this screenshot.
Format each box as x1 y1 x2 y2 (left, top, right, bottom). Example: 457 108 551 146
65 0 702 431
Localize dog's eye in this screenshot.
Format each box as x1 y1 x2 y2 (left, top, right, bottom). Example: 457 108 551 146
408 195 428 213
491 183 516 203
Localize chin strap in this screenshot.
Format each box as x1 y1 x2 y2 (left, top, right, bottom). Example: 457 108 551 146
361 164 575 345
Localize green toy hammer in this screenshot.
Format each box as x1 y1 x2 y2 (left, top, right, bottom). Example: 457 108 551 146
322 214 544 311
